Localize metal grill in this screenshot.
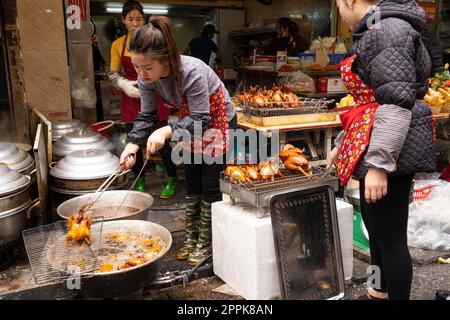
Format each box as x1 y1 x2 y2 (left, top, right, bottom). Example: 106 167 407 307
22 218 104 285
220 166 339 218
235 97 333 117
222 167 336 194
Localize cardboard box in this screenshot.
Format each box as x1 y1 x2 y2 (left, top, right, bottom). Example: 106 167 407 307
318 77 347 93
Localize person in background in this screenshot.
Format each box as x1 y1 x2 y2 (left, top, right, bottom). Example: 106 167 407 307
328 0 435 300
119 16 237 266
109 1 178 197
185 24 223 66
266 17 307 56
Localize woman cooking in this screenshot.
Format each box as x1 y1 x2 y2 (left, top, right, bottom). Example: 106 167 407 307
109 1 177 197
119 16 237 266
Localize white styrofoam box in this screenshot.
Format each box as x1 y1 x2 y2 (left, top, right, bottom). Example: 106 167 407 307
212 199 354 300
335 200 354 281
212 201 280 300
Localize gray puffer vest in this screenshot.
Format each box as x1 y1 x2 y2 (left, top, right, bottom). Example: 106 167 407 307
350 0 436 177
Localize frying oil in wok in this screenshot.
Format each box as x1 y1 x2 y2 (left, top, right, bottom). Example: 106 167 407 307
86 206 140 219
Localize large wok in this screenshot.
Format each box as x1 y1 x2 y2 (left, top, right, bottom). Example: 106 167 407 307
57 190 153 221
48 220 172 298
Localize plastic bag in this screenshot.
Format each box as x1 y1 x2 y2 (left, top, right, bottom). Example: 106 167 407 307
279 71 315 93
407 179 450 250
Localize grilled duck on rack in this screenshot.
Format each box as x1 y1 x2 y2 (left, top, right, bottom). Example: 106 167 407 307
258 158 283 182
241 164 260 181
279 144 312 177
66 205 92 247
225 165 249 184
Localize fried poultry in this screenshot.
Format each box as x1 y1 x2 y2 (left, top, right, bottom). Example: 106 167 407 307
258 158 283 181
235 84 303 109
224 165 250 184
119 257 148 270
66 205 92 247
241 164 260 181
279 144 312 177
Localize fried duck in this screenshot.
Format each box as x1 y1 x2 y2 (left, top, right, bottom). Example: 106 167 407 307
66 204 92 247
258 158 283 181
279 144 312 177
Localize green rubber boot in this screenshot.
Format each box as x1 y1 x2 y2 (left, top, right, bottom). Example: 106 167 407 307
135 176 146 192
176 195 201 260
159 176 177 199
187 200 213 267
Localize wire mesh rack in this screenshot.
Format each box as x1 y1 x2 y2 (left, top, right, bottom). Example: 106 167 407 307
234 97 334 117
220 166 339 218
22 217 104 285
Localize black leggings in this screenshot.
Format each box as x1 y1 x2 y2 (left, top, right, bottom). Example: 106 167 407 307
127 122 177 178
359 174 414 300
184 116 238 203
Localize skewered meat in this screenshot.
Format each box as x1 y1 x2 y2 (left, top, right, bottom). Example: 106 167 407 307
66 205 92 247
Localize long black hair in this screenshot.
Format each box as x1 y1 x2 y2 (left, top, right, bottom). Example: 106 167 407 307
129 16 182 79
122 0 144 20
278 17 299 38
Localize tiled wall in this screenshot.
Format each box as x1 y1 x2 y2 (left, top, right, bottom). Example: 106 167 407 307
16 0 72 123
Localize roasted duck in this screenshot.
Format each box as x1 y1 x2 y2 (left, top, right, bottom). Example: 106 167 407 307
66 205 92 247
279 144 312 177
241 164 260 181
235 84 303 109
224 165 249 184
258 158 283 182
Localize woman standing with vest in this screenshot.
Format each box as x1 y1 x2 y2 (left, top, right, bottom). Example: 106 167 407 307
109 1 177 197
328 0 436 300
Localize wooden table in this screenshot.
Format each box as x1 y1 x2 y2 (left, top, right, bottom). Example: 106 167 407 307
237 113 342 166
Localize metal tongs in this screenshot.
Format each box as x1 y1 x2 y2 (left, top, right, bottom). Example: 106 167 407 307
113 157 149 216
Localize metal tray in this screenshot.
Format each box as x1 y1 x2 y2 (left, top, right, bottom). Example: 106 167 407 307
220 166 339 218
269 185 346 300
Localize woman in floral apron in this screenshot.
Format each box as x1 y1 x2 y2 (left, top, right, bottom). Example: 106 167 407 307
328 0 435 300
119 16 237 266
109 1 177 197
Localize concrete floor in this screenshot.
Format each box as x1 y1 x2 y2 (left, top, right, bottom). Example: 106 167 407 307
1 163 449 300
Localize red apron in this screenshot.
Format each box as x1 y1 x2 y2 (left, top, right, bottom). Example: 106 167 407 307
337 54 378 186
120 34 169 123
158 87 230 157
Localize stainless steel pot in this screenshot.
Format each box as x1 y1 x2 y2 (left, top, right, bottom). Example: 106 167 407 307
50 149 127 191
51 119 87 142
0 165 32 212
52 129 115 160
0 199 36 246
344 188 360 210
0 142 35 175
57 190 153 221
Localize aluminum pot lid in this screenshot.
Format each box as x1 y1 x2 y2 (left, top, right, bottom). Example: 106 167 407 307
52 119 87 141
0 165 30 195
52 129 115 157
0 142 35 173
50 149 120 180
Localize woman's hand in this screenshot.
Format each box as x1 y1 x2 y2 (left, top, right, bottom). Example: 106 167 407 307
146 126 172 158
364 167 388 204
327 146 340 170
119 143 139 172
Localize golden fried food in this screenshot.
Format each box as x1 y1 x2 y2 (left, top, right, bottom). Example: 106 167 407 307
66 205 92 247
99 262 115 273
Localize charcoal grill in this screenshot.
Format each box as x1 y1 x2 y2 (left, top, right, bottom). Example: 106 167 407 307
220 167 338 218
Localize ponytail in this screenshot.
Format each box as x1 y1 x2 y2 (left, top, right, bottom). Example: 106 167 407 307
129 16 182 79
